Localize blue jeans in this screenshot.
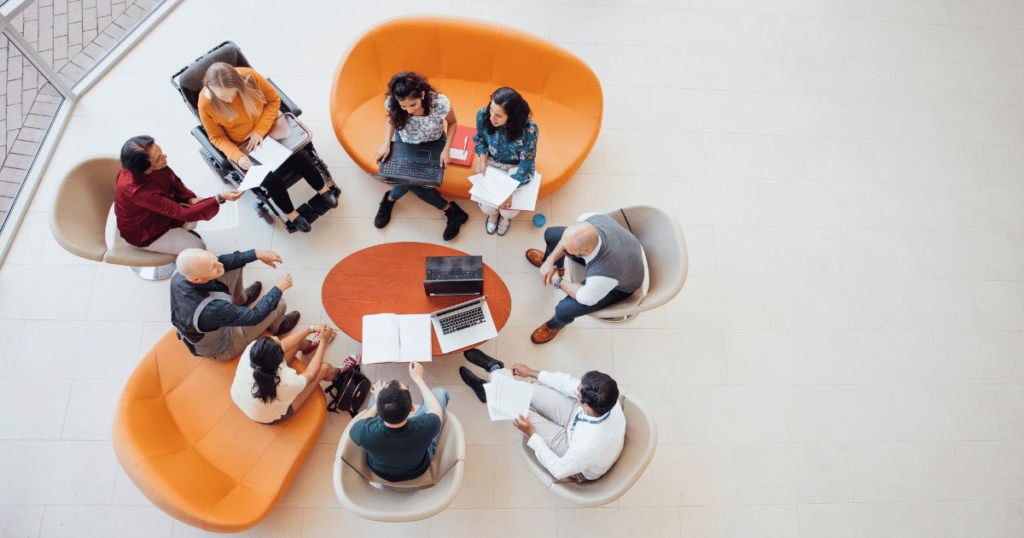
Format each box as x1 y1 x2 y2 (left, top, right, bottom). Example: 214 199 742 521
390 132 449 211
369 387 450 462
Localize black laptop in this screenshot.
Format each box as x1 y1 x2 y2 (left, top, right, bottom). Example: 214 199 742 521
424 255 484 297
372 138 446 187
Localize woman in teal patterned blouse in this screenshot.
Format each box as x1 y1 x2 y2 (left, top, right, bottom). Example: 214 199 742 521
473 87 539 236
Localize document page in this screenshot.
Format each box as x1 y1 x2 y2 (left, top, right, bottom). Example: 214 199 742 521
361 314 399 364
467 166 519 207
194 200 238 232
509 169 541 212
247 137 292 170
483 373 535 421
237 165 272 191
398 314 432 364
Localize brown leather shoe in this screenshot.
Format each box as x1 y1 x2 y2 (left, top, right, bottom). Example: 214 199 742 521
531 322 561 344
273 311 301 336
242 282 262 306
525 249 564 277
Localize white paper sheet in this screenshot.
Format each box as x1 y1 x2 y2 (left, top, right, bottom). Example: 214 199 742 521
398 314 432 364
247 137 292 169
468 166 541 212
194 200 239 232
483 373 535 421
362 314 400 365
237 165 273 191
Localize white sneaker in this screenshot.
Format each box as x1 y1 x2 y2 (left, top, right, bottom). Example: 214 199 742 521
497 216 511 236
485 215 498 235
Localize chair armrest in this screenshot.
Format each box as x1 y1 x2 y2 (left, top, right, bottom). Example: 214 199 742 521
190 125 232 168
267 78 301 117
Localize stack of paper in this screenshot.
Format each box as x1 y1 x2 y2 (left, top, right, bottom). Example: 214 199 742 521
483 373 535 421
194 200 239 232
361 314 432 364
467 166 542 212
236 138 294 191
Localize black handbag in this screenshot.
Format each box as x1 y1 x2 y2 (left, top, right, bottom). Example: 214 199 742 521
325 365 371 417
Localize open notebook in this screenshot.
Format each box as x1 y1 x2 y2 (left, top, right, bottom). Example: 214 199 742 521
361 314 432 364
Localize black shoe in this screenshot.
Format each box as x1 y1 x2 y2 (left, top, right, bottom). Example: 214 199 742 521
320 189 338 209
273 311 301 336
464 348 503 373
289 216 311 233
459 366 487 403
242 282 262 306
442 201 469 241
374 190 395 229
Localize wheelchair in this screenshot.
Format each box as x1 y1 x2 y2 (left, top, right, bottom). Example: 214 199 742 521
171 41 340 233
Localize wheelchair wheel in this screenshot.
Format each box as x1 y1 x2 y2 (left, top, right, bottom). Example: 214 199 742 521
199 147 233 186
254 201 274 224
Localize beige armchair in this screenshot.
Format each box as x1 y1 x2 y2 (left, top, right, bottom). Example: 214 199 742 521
334 408 466 522
516 393 658 507
567 204 688 322
49 156 176 280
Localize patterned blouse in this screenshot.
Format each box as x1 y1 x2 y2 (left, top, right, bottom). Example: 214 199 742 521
472 107 539 186
385 92 451 145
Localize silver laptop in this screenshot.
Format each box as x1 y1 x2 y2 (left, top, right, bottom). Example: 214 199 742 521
430 296 498 353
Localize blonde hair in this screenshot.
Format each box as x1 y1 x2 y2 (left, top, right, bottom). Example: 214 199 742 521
203 63 266 121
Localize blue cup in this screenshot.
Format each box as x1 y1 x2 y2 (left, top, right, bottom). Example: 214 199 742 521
533 214 547 228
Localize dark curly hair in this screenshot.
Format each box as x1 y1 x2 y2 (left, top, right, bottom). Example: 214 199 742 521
386 71 436 132
482 87 531 143
580 371 619 416
250 336 284 405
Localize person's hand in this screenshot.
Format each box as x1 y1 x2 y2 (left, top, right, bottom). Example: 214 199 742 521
475 155 488 175
370 380 386 401
513 414 536 437
439 150 451 168
511 364 538 379
238 156 252 170
187 197 200 206
500 195 513 211
255 250 282 268
408 362 424 381
539 259 559 286
376 144 390 165
274 273 293 291
317 324 335 343
220 190 244 202
244 131 264 153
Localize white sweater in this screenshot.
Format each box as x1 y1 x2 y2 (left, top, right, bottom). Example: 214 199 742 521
526 371 626 481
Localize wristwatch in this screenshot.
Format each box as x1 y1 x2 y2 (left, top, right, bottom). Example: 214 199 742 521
215 193 225 204
553 277 563 290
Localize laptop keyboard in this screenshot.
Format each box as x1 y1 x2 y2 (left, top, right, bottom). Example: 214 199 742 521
438 306 486 335
427 270 479 281
381 159 439 180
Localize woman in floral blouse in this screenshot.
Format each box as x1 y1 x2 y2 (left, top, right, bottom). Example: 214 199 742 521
473 87 539 236
374 71 469 242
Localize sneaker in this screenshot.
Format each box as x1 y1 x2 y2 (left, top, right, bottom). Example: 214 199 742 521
374 190 396 229
485 214 498 235
301 328 336 355
497 216 511 236
337 352 361 376
442 201 469 241
459 366 487 403
464 348 503 372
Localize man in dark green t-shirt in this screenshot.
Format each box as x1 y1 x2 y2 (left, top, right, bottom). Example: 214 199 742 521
349 362 449 482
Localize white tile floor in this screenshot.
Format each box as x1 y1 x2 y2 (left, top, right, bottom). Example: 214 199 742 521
2 0 1024 535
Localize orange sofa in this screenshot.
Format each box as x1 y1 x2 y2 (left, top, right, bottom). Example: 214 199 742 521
330 16 603 201
112 330 326 533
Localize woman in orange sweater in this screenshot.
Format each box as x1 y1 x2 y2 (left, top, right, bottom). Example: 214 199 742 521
199 63 335 233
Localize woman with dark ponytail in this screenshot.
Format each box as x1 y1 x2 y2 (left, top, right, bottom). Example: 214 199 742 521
230 324 359 424
472 87 539 236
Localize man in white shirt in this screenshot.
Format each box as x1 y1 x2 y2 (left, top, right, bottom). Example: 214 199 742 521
458 349 626 482
525 212 644 343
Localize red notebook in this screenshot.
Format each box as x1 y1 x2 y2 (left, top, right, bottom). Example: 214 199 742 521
448 125 476 167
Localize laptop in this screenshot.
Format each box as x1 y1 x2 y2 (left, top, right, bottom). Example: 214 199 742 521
371 139 446 187
425 255 484 297
430 296 498 353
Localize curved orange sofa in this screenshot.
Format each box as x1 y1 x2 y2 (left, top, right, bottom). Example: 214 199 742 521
112 330 326 533
330 16 603 201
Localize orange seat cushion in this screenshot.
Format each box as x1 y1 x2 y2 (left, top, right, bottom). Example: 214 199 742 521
330 16 603 201
112 330 326 533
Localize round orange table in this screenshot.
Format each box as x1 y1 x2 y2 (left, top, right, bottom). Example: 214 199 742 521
322 242 512 356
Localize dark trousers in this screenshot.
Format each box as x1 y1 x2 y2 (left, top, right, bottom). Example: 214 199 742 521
262 149 325 214
541 226 634 329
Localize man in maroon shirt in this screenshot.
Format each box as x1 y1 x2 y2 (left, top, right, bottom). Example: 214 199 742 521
114 135 243 254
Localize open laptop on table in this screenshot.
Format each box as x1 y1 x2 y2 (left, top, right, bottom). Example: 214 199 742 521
424 255 484 297
371 138 446 187
430 296 497 353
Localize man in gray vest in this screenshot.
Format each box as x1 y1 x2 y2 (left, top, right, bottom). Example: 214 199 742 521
171 248 300 361
525 213 644 343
